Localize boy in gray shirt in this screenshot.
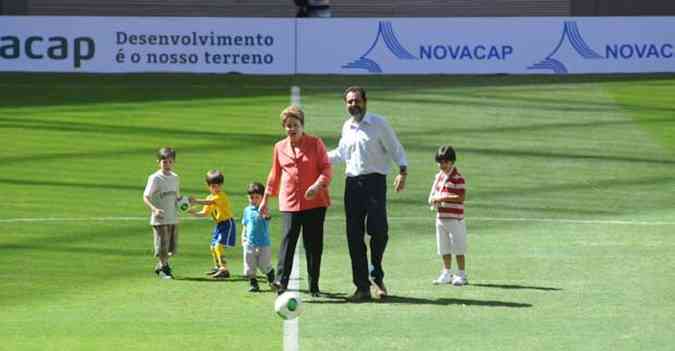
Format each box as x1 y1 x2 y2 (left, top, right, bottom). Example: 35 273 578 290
143 147 181 279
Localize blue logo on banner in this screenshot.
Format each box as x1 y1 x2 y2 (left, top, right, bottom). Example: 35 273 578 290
343 21 417 73
528 21 603 74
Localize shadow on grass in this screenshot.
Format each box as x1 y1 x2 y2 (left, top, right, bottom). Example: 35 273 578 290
305 294 532 308
383 295 532 308
296 289 347 299
471 283 562 291
177 275 251 283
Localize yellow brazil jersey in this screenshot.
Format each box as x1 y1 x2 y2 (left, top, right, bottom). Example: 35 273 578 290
200 191 234 223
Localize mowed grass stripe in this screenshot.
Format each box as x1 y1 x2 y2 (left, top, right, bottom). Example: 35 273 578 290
2 215 674 226
1 73 674 351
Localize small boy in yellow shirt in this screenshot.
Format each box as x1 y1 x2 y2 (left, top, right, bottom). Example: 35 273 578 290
189 169 236 278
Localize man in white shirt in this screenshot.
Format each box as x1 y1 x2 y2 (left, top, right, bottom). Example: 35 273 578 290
328 86 408 302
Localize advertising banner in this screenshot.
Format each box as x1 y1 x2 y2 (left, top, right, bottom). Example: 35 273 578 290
2 16 675 74
0 16 294 74
297 17 675 74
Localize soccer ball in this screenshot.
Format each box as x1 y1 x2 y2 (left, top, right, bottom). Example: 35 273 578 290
274 292 303 320
176 196 191 213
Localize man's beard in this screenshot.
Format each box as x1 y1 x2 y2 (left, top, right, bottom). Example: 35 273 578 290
349 106 365 120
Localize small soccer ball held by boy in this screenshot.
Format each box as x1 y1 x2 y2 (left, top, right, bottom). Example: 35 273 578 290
188 170 236 279
241 182 275 293
428 145 469 286
142 147 181 280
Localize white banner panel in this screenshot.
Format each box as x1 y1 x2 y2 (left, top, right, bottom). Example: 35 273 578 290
2 16 675 74
0 16 294 74
297 17 675 74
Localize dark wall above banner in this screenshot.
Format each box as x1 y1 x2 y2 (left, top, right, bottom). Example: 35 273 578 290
4 0 675 17
1 0 28 15
571 0 675 16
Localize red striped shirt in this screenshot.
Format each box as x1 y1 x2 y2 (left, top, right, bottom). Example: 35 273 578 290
429 167 465 219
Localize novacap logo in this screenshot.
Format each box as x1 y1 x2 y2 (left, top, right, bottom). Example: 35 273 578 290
0 35 95 68
528 21 603 74
343 21 514 73
342 21 416 73
529 21 675 74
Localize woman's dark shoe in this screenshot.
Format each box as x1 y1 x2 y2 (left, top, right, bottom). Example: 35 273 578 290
272 281 286 295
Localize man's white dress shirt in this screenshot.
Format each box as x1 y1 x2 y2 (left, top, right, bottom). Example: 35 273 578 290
328 112 407 177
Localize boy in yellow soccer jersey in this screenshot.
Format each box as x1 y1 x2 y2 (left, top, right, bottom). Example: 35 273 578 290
189 169 236 279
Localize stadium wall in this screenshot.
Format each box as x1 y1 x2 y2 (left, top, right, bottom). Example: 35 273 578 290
329 0 569 17
1 0 27 15
3 0 675 16
1 0 571 17
571 0 675 16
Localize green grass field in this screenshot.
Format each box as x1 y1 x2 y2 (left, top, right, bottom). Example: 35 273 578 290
1 73 674 351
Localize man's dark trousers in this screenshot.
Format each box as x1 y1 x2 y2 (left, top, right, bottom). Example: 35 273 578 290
344 173 389 291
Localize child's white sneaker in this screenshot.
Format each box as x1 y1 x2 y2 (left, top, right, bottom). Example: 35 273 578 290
158 270 172 280
433 271 453 285
451 274 467 286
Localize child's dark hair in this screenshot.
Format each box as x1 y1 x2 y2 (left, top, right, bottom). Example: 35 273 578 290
205 170 224 185
435 145 456 163
247 182 265 195
157 147 176 160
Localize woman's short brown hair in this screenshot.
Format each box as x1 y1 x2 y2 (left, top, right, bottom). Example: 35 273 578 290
280 105 305 126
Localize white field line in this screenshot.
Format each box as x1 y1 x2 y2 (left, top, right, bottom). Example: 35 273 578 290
283 242 300 351
1 216 673 226
468 216 675 226
0 216 206 223
284 85 301 351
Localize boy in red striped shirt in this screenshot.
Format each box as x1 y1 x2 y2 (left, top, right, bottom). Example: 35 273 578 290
428 145 468 286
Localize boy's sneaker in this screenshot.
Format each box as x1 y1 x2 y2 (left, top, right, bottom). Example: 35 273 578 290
451 274 468 286
266 269 276 284
433 271 453 285
205 267 219 276
249 279 260 292
212 269 230 279
160 265 174 279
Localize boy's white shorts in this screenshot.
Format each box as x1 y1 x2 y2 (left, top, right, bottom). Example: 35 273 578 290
436 218 467 256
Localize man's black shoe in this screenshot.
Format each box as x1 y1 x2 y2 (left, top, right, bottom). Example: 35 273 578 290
371 278 388 299
346 289 371 303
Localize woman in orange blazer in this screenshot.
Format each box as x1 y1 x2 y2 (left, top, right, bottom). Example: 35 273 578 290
259 105 332 297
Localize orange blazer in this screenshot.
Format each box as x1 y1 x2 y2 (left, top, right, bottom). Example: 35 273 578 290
265 134 332 212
